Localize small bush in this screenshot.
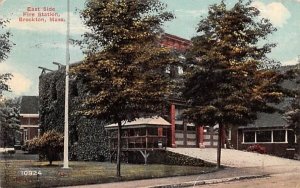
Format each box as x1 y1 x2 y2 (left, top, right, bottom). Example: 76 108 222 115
26 130 63 165
24 137 39 154
247 144 266 154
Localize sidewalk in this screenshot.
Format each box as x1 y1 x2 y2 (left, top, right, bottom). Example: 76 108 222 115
63 167 267 188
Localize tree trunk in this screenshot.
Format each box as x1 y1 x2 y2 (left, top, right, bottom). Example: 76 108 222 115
217 123 223 169
295 130 300 160
116 121 122 177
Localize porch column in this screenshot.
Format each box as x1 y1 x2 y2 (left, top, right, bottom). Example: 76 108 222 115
197 126 205 148
158 128 163 137
171 104 176 147
146 128 148 149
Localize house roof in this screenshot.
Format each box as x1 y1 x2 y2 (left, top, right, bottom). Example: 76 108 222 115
239 112 287 129
241 65 300 129
20 96 39 114
105 116 171 129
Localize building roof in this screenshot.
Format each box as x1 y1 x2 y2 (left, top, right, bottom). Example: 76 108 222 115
241 65 299 129
105 116 171 129
160 33 191 52
239 112 287 129
20 96 39 114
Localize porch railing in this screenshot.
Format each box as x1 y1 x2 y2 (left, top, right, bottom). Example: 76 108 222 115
109 136 167 150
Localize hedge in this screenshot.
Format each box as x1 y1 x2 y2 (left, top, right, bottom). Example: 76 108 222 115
126 150 215 167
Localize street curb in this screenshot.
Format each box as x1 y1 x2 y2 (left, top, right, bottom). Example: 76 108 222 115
142 174 270 188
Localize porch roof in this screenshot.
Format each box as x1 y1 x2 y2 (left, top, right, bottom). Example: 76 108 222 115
105 116 171 130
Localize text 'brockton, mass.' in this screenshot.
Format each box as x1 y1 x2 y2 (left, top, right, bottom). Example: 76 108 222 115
18 7 65 23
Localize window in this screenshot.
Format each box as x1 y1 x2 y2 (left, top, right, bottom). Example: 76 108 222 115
175 108 183 120
273 130 286 142
30 118 39 125
187 125 195 131
256 131 271 142
244 131 255 143
243 129 288 143
175 124 184 131
21 117 29 125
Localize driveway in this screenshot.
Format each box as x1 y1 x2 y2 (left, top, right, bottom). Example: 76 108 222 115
167 148 300 168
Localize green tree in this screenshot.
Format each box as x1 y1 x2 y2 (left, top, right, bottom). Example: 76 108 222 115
0 19 13 97
284 74 300 159
183 0 287 168
75 0 175 177
26 130 63 165
0 98 20 147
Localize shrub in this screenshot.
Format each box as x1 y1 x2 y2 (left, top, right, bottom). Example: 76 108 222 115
26 130 63 165
246 144 266 154
24 137 39 154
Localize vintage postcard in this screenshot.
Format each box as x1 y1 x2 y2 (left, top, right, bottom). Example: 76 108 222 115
0 0 300 187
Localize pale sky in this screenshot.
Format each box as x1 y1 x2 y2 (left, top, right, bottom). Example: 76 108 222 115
0 0 299 97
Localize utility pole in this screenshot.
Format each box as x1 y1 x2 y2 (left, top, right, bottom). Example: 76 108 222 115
63 0 70 169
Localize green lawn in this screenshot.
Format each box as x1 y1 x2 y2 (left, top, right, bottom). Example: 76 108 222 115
0 160 216 188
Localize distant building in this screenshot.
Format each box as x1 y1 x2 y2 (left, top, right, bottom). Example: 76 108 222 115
20 96 39 145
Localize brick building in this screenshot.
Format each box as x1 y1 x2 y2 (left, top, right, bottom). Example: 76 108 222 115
20 96 40 145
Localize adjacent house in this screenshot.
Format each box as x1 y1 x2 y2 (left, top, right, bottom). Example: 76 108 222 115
231 112 297 158
229 67 299 158
20 96 40 145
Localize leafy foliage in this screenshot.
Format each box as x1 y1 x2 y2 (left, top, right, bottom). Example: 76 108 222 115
39 69 110 161
0 98 20 147
184 0 286 127
75 0 176 177
284 74 300 158
26 130 63 165
285 97 300 133
0 19 13 97
0 19 12 62
183 0 287 168
74 0 175 121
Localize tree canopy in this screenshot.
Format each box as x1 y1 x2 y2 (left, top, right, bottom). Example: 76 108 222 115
183 0 286 127
0 19 13 97
0 98 20 147
75 0 176 122
183 0 287 168
284 72 300 159
74 0 176 177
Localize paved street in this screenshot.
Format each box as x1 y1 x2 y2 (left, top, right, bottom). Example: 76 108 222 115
191 172 300 188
